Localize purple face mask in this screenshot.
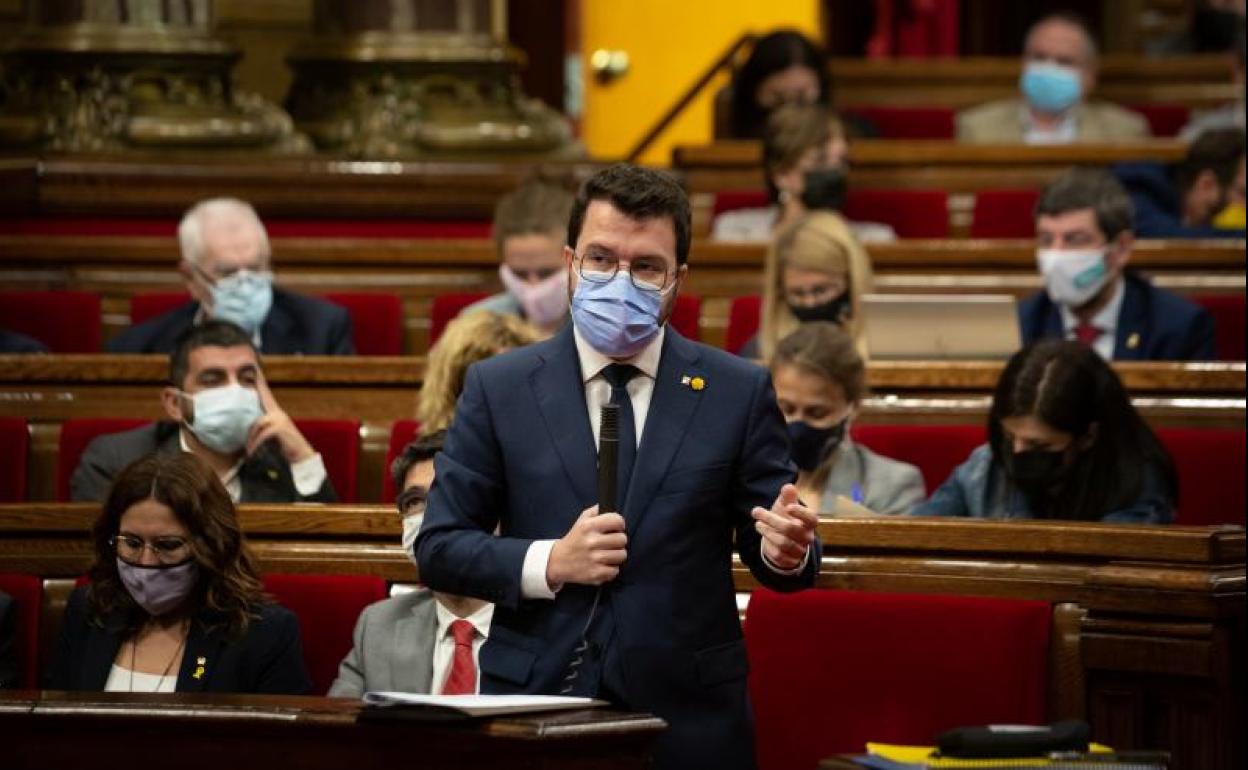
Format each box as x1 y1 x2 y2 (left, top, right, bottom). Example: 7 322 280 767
116 557 199 617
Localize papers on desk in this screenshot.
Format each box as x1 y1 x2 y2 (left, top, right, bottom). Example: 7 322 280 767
361 692 605 720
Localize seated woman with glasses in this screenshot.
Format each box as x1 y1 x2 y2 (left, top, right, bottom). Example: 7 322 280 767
913 340 1176 523
740 210 875 360
48 452 311 693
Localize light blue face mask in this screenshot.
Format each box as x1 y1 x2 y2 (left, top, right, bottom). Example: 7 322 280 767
211 270 273 335
181 383 263 454
1020 62 1082 114
571 272 664 358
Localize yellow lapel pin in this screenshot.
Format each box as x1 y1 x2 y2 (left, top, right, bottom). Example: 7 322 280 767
193 656 207 680
681 375 705 391
1126 332 1140 350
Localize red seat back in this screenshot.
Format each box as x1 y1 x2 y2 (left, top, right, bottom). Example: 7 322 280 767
58 418 148 501
130 292 191 324
0 573 42 689
671 294 701 342
0 418 28 502
382 419 423 503
1192 294 1245 361
1127 103 1190 138
844 189 949 238
844 106 956 139
261 574 388 695
970 189 1041 239
726 295 763 355
294 419 360 503
712 190 770 219
323 292 404 356
429 293 490 344
1157 427 1246 525
745 588 1050 770
0 291 102 353
853 424 987 494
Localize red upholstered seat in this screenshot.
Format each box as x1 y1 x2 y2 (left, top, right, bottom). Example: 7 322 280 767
1157 427 1246 525
429 293 490 344
844 189 949 238
0 291 102 353
58 418 148 501
726 295 763 355
671 294 702 341
844 106 956 139
0 573 42 689
712 190 770 219
383 419 422 503
0 418 28 502
1127 104 1190 138
970 189 1041 239
130 292 191 324
294 419 360 503
853 424 987 494
323 292 404 356
745 588 1050 770
1192 294 1245 361
260 574 388 695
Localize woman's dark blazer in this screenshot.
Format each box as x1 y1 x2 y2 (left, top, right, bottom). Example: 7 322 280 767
47 586 311 694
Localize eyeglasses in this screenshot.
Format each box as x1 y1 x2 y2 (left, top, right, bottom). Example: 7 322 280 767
577 252 675 293
396 487 428 518
109 534 192 565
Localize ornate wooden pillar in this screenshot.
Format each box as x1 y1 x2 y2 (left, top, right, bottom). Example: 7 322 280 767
285 0 576 158
0 0 308 153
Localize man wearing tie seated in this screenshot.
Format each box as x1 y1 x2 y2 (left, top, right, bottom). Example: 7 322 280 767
416 165 820 770
957 13 1149 144
107 197 354 355
71 320 335 504
1018 168 1217 361
913 340 1175 523
329 431 493 697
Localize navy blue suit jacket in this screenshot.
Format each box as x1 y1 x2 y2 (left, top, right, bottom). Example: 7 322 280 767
47 586 311 694
416 325 818 770
1019 272 1217 361
106 288 354 355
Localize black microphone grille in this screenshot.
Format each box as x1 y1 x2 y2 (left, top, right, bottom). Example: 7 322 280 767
600 403 620 440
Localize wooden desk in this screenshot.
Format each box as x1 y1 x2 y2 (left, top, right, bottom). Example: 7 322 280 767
0 691 666 770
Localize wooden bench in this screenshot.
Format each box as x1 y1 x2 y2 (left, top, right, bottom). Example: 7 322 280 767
0 504 1240 770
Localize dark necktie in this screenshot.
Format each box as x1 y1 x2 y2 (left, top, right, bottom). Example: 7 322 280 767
600 363 639 509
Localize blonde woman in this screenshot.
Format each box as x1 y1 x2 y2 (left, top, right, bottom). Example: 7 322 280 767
743 210 874 361
417 311 539 434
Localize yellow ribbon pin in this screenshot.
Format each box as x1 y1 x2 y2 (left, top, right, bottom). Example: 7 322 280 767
1126 332 1140 350
681 375 705 391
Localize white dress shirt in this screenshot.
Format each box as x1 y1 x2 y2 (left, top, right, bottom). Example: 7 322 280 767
179 429 326 502
1022 105 1078 145
1058 277 1124 361
430 600 494 694
519 324 807 600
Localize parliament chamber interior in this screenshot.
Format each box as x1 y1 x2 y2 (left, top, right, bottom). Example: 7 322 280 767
0 2 1244 769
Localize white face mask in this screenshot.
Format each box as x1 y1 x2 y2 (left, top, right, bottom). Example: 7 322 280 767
1036 248 1111 307
400 513 422 567
181 383 263 454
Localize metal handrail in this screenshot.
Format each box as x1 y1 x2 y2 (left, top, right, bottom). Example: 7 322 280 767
624 32 757 163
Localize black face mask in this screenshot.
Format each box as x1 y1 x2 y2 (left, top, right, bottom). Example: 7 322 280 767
787 417 849 472
1005 448 1068 498
788 291 851 325
800 167 848 212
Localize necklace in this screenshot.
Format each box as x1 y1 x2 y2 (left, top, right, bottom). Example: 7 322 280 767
128 620 188 693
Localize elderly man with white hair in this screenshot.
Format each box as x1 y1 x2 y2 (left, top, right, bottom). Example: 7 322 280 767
109 197 354 354
957 12 1151 144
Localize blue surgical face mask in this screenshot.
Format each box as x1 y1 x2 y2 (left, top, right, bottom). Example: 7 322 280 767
1020 62 1082 115
571 272 664 358
181 383 263 454
211 270 273 335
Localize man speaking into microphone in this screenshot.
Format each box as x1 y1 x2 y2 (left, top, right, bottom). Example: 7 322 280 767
416 164 820 770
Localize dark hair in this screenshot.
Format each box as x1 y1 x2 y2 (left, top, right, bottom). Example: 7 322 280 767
988 341 1176 521
762 104 841 203
566 164 692 266
1035 168 1134 241
169 320 256 388
390 430 446 496
770 322 866 404
1178 127 1246 193
88 452 267 637
730 30 830 140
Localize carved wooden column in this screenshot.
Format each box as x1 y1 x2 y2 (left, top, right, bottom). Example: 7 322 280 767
285 0 576 158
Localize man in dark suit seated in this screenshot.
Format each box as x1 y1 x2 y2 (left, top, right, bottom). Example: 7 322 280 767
107 197 354 355
72 320 336 503
1019 168 1217 361
329 431 494 697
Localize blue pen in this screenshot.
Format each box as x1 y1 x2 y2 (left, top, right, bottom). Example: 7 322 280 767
850 483 864 504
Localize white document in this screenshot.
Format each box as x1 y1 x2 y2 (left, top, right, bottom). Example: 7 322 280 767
362 692 604 717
